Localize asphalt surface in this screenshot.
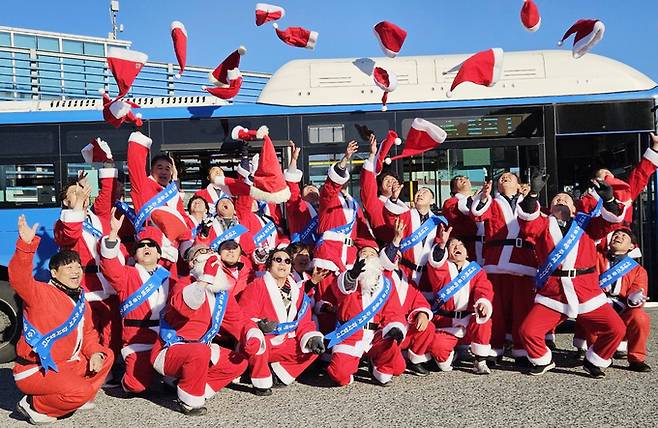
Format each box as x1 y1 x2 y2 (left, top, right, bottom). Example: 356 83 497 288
1 309 658 428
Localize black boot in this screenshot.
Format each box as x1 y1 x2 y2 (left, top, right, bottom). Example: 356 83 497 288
178 401 207 416
583 359 605 379
526 360 556 376
406 361 430 377
628 361 652 373
252 386 273 396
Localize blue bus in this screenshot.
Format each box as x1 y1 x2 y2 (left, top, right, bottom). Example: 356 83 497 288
0 49 655 361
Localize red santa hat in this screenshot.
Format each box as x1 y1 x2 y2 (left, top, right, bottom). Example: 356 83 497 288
195 254 233 292
137 226 178 262
106 47 148 100
373 21 407 58
202 72 243 100
445 48 504 97
100 90 142 128
231 125 269 141
170 21 187 78
520 0 541 32
81 137 113 163
558 19 605 59
255 3 285 26
208 47 247 87
373 66 397 112
375 130 402 174
273 24 318 49
249 135 291 204
390 118 446 161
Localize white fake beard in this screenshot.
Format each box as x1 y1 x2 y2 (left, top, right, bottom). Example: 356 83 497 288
358 257 383 295
190 252 213 280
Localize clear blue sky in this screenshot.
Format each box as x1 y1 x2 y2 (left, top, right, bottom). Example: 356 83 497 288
3 1 658 81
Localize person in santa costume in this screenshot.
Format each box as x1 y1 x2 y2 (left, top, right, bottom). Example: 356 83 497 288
313 141 377 273
326 245 407 386
99 211 175 394
11 216 113 424
194 166 228 216
150 251 265 415
214 239 253 298
470 172 538 365
186 195 210 237
425 224 494 374
442 175 485 266
516 175 627 378
54 154 123 377
284 143 320 245
574 228 651 372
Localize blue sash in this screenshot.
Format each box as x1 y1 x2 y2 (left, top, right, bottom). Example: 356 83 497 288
114 201 137 226
325 277 392 348
291 216 319 245
82 219 103 240
599 257 639 290
119 266 170 318
210 224 248 251
253 221 276 246
133 182 179 233
268 294 312 336
434 262 481 307
399 215 447 253
22 292 86 373
535 199 603 289
159 290 229 347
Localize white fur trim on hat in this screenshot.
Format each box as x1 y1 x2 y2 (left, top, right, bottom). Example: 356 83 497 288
284 168 303 183
256 125 269 139
171 21 187 37
249 184 291 204
238 46 247 55
109 99 131 119
231 125 246 141
643 147 658 167
129 131 152 149
107 47 148 65
490 48 504 87
227 68 242 81
305 31 318 50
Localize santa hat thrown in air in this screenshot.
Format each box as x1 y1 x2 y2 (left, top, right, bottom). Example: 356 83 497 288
444 48 504 97
520 0 541 32
255 3 285 26
273 24 318 49
390 118 446 161
195 254 233 292
208 47 247 87
558 19 605 59
170 21 187 78
374 130 402 174
137 226 178 263
231 125 270 141
100 89 142 128
373 21 407 58
81 137 113 163
202 69 243 100
373 66 397 112
249 135 291 204
106 47 148 100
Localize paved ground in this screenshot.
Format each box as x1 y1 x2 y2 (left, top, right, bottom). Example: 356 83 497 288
1 309 657 428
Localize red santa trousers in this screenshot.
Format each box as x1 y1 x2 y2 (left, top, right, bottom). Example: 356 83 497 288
89 297 122 359
400 324 439 364
328 332 405 386
249 337 318 389
16 352 114 418
432 317 492 366
519 303 625 368
121 350 154 393
489 273 535 357
581 308 650 364
153 343 248 408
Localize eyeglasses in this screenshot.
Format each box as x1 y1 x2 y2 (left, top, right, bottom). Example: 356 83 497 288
136 241 158 249
273 256 291 265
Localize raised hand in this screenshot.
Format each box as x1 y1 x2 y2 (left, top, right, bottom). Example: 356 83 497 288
391 181 403 200
169 155 179 182
18 215 39 244
393 217 406 246
368 133 378 159
480 180 493 200
530 170 549 195
592 179 614 202
73 182 92 211
310 267 331 284
108 207 125 241
344 141 359 160
77 170 89 188
650 132 658 151
437 223 453 247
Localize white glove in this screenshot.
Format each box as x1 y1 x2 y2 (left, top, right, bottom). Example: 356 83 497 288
627 290 646 308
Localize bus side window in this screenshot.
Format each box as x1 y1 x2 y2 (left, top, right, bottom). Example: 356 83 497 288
0 163 57 206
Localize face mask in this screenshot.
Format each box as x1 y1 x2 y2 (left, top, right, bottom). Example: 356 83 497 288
213 176 223 186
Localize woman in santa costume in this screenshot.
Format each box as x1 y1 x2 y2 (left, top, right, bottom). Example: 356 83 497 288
425 224 494 374
194 166 229 216
11 215 113 425
99 211 176 394
442 175 485 266
239 247 325 395
284 143 320 245
516 175 626 378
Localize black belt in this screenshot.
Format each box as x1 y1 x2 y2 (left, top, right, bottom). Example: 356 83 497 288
486 238 534 249
550 266 596 278
15 356 37 366
434 309 474 319
124 319 160 328
364 322 379 331
400 258 427 273
84 265 100 274
458 236 485 243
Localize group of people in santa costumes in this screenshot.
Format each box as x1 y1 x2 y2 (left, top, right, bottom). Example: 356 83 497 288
9 118 658 422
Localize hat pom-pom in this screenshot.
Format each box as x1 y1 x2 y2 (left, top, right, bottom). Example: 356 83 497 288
394 137 402 145
272 22 279 29
384 157 392 165
238 46 247 55
135 112 143 119
381 105 387 112
446 90 453 98
557 40 563 46
256 125 269 139
175 73 182 79
98 88 106 95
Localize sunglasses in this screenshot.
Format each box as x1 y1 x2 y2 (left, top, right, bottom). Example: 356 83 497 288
273 256 291 265
136 241 158 249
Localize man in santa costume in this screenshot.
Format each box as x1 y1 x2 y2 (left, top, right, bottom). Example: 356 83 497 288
425 224 494 374
54 155 123 374
516 176 626 378
284 143 320 245
326 245 407 386
239 247 325 395
11 215 113 424
150 251 265 415
442 175 485 265
574 228 651 372
215 239 253 298
470 172 537 365
99 211 174 394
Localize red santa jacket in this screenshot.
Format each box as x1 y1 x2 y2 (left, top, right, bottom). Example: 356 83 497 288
425 249 494 339
238 272 322 352
194 216 257 256
379 252 433 325
596 250 648 311
284 168 317 238
470 193 537 277
442 193 485 265
54 167 125 302
359 158 395 244
518 200 625 318
194 184 225 215
224 256 253 298
127 131 194 243
235 194 288 256
10 238 108 381
100 237 171 355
